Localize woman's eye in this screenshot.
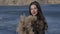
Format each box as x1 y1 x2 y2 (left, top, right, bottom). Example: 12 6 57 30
34 8 36 9
34 8 37 9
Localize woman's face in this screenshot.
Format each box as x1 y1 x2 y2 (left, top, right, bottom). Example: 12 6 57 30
30 4 38 16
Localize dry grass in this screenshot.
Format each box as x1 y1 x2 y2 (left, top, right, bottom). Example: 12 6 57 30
17 15 37 34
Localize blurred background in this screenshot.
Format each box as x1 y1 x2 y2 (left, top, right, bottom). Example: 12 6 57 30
0 0 60 5
0 0 60 34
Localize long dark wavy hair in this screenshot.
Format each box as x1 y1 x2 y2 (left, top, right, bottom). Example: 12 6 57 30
29 1 45 20
29 1 48 31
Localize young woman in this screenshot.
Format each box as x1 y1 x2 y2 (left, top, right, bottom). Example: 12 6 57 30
29 1 48 34
17 1 48 34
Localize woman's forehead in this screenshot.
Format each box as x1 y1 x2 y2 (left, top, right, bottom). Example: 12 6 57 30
31 5 37 8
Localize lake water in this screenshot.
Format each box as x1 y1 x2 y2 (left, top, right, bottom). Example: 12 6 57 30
0 4 60 34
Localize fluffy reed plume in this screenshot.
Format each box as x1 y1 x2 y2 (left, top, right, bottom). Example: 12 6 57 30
17 15 37 34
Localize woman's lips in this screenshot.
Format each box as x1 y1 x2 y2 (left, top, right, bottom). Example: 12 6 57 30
32 13 36 15
33 12 36 14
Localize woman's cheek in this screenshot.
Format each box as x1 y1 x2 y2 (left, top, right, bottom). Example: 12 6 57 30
31 10 33 14
35 10 38 14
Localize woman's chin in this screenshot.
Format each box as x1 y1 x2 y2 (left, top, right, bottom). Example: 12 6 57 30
32 14 36 16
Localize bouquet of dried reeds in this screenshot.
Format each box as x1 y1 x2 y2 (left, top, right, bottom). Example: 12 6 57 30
17 15 37 34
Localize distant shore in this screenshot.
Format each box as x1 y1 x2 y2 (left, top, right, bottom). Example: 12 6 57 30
0 0 60 6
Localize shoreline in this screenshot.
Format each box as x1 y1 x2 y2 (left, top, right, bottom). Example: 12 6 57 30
0 4 60 6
